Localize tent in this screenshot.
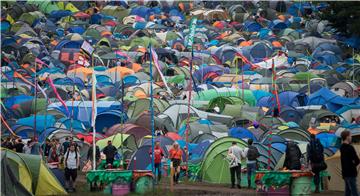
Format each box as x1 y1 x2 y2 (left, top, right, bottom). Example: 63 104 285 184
1 148 67 195
96 133 137 151
200 137 247 184
229 127 257 141
106 123 151 142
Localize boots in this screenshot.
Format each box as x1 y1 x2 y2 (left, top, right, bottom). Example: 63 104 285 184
69 180 75 192
65 181 69 191
315 185 320 193
248 179 251 189
175 173 180 183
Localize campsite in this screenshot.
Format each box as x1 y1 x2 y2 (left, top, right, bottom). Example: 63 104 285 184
1 1 360 196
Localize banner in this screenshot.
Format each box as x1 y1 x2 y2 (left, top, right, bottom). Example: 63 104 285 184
186 17 197 48
150 47 173 96
47 78 69 116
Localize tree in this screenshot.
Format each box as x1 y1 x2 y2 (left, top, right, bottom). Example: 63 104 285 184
321 2 360 37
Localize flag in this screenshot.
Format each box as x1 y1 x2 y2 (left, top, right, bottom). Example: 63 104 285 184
47 77 69 115
150 47 173 96
91 72 97 127
186 17 197 48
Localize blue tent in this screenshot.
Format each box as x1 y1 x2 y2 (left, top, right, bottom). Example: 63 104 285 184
17 115 56 132
270 19 288 30
48 101 123 127
229 127 257 141
316 132 339 148
307 88 360 112
244 21 262 32
4 95 33 109
95 110 128 133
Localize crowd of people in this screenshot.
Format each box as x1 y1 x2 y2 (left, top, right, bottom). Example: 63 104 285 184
2 130 360 194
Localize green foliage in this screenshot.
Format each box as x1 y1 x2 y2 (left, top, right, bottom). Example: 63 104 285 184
321 2 360 36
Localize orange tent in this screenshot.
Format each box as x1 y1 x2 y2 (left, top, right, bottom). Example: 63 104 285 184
134 90 147 99
106 66 135 78
131 63 142 72
67 67 93 81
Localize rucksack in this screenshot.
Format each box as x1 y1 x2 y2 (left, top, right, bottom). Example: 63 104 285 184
247 146 259 161
65 149 78 166
309 139 324 162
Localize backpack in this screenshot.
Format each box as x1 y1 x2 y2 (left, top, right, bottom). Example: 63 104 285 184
247 146 259 161
309 139 324 162
65 149 78 167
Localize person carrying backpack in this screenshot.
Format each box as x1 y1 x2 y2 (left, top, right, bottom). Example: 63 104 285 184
307 134 327 193
64 144 80 193
243 139 259 189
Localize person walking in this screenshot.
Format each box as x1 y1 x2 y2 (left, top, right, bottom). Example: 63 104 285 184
64 144 80 192
307 134 326 193
103 140 117 168
14 138 25 153
149 141 165 183
48 144 60 168
228 141 243 189
23 140 32 154
340 130 359 196
87 143 101 169
62 137 70 155
169 142 183 184
243 139 259 189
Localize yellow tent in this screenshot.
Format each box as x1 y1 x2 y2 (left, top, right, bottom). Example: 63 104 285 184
2 148 67 195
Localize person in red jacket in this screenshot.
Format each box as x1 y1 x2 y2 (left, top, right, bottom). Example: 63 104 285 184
149 141 164 183
169 142 183 184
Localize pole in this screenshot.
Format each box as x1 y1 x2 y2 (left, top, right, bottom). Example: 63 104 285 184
34 59 37 137
149 45 155 176
185 46 194 179
120 78 124 168
91 54 96 171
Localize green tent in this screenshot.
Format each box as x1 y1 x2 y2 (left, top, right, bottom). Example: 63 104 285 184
127 98 170 118
167 74 185 84
277 128 311 142
1 149 67 196
13 99 47 118
293 72 319 81
194 89 256 106
1 149 33 196
221 105 261 122
102 5 130 22
129 37 159 49
200 137 247 184
27 0 60 14
96 133 137 151
208 96 245 113
19 11 45 26
299 110 338 130
0 86 8 98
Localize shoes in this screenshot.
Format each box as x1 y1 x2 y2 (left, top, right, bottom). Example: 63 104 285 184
231 186 235 189
237 185 241 189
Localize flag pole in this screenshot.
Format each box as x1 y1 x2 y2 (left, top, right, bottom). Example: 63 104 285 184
91 53 96 171
34 59 37 137
149 44 155 176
